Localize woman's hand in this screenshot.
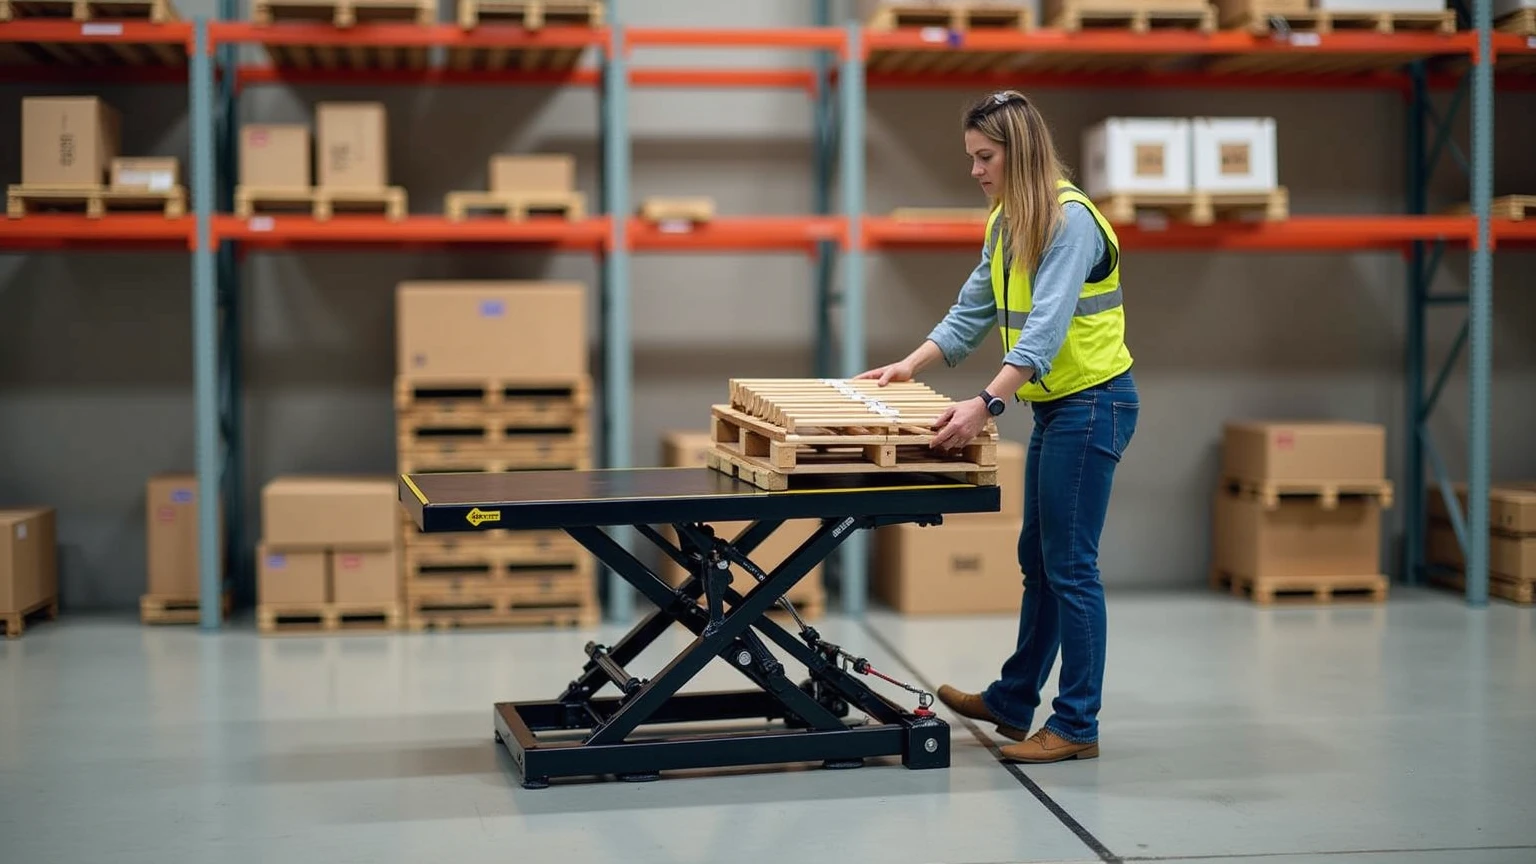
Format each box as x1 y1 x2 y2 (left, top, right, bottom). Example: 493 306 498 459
930 397 989 452
853 359 916 387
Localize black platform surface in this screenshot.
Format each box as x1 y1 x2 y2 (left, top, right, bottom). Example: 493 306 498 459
400 467 1000 533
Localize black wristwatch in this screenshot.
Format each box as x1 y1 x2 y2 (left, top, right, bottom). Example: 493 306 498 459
978 389 1005 416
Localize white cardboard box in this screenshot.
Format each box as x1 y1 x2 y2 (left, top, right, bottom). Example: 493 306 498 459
1192 118 1278 193
1083 118 1191 199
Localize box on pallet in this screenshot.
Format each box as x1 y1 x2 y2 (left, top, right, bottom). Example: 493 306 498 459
1221 421 1385 485
22 97 121 187
112 158 179 192
1083 118 1191 199
490 154 575 195
396 281 588 378
1192 118 1277 193
1212 485 1382 581
258 545 329 605
316 102 388 189
146 474 222 597
0 508 56 617
1426 481 1536 584
240 125 310 189
1428 481 1536 536
258 477 398 606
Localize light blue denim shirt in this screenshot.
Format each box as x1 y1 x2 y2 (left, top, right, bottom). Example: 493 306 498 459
925 201 1108 382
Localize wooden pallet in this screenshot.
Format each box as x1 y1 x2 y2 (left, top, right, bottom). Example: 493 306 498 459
638 196 716 223
457 0 602 29
443 190 585 222
6 184 185 219
398 403 587 441
1446 194 1535 221
1211 569 1388 605
398 431 589 464
1226 5 1457 35
1429 569 1535 606
250 0 432 27
397 414 587 449
256 602 403 634
1220 476 1394 511
727 378 986 432
234 185 407 221
1 596 58 639
394 375 590 413
139 593 230 624
1093 188 1288 226
405 546 592 582
406 583 598 631
1499 7 1535 36
708 444 996 492
865 2 1031 31
398 519 577 550
406 571 592 603
1049 0 1216 33
890 207 991 223
0 0 177 21
398 447 593 475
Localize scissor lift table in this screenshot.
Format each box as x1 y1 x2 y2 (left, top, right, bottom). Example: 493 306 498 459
399 466 1000 788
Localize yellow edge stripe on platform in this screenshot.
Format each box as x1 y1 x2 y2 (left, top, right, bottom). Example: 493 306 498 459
399 474 428 505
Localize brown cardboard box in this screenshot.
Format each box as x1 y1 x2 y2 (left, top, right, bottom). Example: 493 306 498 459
146 474 220 597
397 281 587 378
331 548 399 605
952 439 1024 523
490 154 575 195
661 430 715 469
240 124 310 188
261 476 398 549
874 521 1021 614
316 102 387 189
22 97 121 186
657 521 824 603
0 508 56 615
1427 521 1536 580
257 544 329 605
1221 421 1386 485
1212 485 1381 581
1428 481 1536 536
112 157 179 191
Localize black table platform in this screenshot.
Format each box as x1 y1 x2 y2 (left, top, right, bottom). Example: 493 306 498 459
399 466 1001 788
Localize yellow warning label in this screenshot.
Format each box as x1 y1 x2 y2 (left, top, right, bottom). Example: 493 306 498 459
465 507 502 527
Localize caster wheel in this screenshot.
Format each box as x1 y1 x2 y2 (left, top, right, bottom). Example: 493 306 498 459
522 776 550 790
823 758 864 770
618 771 661 783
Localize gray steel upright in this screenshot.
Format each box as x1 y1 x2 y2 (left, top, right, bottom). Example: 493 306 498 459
603 0 635 620
839 20 868 615
1466 0 1494 606
190 16 222 630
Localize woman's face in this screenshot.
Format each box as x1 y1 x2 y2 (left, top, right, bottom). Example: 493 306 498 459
965 129 1003 196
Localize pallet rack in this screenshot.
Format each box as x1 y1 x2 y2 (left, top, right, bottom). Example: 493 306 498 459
1 0 1530 628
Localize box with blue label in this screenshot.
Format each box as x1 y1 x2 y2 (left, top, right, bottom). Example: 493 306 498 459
146 474 222 598
257 544 328 606
396 280 587 379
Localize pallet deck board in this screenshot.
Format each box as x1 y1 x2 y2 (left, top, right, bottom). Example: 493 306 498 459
1499 8 1535 36
1 596 58 638
1050 0 1217 33
251 0 432 27
1211 569 1388 605
1447 194 1535 222
1093 188 1288 226
7 184 186 219
865 2 1031 31
0 0 178 22
234 185 407 221
139 593 229 624
1220 476 1395 510
637 196 716 223
457 0 603 29
444 190 585 222
394 375 591 412
256 602 403 634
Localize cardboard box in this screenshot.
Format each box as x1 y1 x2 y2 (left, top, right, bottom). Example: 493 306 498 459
257 544 329 605
146 474 221 597
490 154 575 195
316 102 387 189
954 439 1024 523
874 521 1021 614
112 157 179 192
331 548 399 605
658 521 824 603
22 96 121 187
1221 421 1386 485
0 508 56 615
396 281 587 378
1213 0 1306 25
1083 118 1191 199
1212 485 1381 581
1192 118 1277 193
661 430 716 469
1427 521 1536 581
240 125 310 189
261 476 398 549
1428 481 1536 536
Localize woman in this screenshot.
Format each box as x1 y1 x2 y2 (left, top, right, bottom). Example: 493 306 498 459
857 91 1138 764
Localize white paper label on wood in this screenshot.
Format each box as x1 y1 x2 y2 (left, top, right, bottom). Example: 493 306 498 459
82 23 123 36
249 216 274 232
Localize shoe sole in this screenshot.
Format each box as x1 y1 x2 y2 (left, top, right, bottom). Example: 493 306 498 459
1001 744 1100 763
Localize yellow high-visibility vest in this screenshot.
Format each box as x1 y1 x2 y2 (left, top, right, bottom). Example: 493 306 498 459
988 180 1134 402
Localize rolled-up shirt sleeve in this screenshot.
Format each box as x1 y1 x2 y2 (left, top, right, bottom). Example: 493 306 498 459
1003 202 1106 380
924 234 997 368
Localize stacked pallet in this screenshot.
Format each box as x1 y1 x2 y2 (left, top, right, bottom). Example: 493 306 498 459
657 432 826 620
8 97 185 219
1211 421 1393 604
0 507 58 639
707 378 1000 491
1427 482 1536 605
395 280 598 631
256 477 403 634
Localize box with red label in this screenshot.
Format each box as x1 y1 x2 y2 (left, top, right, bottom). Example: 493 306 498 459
1221 421 1385 485
331 548 399 605
146 474 222 597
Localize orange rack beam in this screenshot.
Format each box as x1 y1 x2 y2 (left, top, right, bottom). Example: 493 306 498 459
213 215 610 251
628 216 846 253
0 19 193 46
626 28 846 51
233 65 817 89
863 216 1485 252
208 22 605 49
862 28 1473 58
0 215 195 250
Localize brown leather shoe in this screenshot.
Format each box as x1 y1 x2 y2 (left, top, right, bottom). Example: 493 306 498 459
936 685 1029 742
999 728 1099 763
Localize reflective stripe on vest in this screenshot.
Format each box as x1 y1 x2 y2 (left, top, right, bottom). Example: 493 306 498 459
995 286 1124 333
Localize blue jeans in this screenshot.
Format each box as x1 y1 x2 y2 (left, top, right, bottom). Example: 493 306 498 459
982 370 1139 744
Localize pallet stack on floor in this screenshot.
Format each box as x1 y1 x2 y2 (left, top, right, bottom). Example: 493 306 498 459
236 101 406 221
256 477 403 634
394 280 599 631
1427 482 1536 605
0 507 58 639
1211 421 1393 604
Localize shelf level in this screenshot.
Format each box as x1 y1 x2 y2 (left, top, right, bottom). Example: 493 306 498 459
0 214 194 250
628 216 845 252
211 215 609 250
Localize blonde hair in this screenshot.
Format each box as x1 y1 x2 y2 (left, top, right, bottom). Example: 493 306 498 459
963 90 1070 279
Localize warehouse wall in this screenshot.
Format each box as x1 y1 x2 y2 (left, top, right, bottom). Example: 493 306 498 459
1 0 1533 610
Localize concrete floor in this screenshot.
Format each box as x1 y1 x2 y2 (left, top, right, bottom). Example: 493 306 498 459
1 588 1533 864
